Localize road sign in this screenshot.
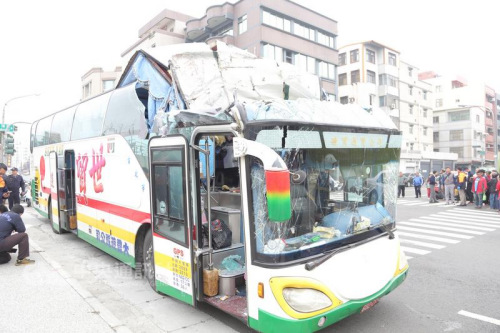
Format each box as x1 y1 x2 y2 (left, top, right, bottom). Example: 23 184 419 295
0 124 16 132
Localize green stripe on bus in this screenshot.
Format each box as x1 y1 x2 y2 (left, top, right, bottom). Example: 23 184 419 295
34 207 48 218
79 231 136 268
249 270 408 333
52 222 60 232
156 281 194 306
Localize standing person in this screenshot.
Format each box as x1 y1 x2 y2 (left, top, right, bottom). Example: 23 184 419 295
496 177 500 213
472 170 488 209
443 167 456 205
398 172 407 198
484 171 492 205
465 167 474 204
428 171 438 203
5 167 25 210
413 172 423 198
487 172 498 210
0 204 35 265
438 169 445 199
457 167 467 206
0 163 10 205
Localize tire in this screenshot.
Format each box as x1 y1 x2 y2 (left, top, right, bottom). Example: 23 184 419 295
143 230 156 290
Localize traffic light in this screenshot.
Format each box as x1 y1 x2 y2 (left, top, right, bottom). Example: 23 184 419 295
5 134 15 155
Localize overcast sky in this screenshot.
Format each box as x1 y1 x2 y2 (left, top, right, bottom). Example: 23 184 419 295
1 0 498 126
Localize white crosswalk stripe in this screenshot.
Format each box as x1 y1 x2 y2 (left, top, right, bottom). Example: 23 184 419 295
395 207 499 261
397 226 473 239
414 218 497 231
399 221 484 235
401 246 431 255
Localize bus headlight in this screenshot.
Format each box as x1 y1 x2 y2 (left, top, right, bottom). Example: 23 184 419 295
269 277 343 319
283 288 332 313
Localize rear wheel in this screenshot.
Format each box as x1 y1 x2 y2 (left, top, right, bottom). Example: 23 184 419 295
143 230 156 289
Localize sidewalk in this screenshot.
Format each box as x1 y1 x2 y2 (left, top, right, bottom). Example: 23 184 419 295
0 239 120 333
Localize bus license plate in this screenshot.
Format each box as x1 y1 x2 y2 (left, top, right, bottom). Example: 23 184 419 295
360 299 380 313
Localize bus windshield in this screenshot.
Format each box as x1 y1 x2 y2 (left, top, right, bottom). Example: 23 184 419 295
247 125 401 264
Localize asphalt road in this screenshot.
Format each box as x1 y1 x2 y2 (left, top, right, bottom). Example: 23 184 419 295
2 196 499 333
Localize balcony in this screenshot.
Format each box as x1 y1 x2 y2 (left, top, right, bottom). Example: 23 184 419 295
485 134 494 144
186 3 234 41
485 151 495 161
485 117 494 127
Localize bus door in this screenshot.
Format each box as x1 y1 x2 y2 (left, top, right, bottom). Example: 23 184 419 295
149 135 195 306
57 151 77 232
49 152 61 233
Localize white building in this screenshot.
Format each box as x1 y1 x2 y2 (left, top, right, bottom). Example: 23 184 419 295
337 41 455 174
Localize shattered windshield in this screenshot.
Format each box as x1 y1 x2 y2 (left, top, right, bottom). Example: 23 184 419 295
247 125 401 263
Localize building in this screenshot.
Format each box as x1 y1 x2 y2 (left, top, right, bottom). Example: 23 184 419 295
421 72 498 171
81 66 122 101
184 0 338 98
337 41 451 173
82 0 339 100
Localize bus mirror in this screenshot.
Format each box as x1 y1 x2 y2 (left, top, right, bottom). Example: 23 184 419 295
233 137 291 222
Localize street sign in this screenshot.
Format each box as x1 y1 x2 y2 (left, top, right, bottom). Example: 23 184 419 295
0 124 16 132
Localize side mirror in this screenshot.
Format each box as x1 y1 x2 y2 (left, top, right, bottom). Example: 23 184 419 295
233 137 291 222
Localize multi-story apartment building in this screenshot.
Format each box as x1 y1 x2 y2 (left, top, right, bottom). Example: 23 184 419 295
421 72 498 170
337 41 453 174
184 0 338 97
82 0 339 100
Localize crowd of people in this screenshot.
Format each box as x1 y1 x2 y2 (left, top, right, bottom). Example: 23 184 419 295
399 167 500 211
0 163 34 266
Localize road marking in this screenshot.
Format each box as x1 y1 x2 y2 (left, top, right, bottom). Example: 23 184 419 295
451 209 500 216
396 231 460 244
414 218 496 231
458 310 500 326
400 246 431 255
406 256 413 260
399 238 446 249
435 212 500 224
399 221 484 235
397 226 473 239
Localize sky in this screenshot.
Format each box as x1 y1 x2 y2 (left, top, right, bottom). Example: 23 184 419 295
0 0 499 128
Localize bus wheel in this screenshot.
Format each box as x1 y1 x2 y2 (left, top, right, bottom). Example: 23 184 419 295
48 200 61 235
143 231 156 289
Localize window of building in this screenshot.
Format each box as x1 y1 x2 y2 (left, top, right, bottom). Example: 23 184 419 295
369 94 376 106
339 53 346 66
409 86 413 95
450 130 464 141
436 99 443 107
449 147 464 158
423 91 427 100
367 70 376 84
410 143 414 150
423 109 428 118
436 85 441 92
366 49 375 63
476 115 480 123
338 73 347 86
351 70 360 84
408 67 413 76
262 43 283 62
82 82 92 99
307 56 316 74
388 52 397 66
102 80 115 92
340 96 348 105
284 50 293 64
319 62 334 80
238 15 248 34
433 116 439 123
448 110 470 122
284 19 291 32
409 125 414 134
433 132 439 142
409 105 413 114
350 49 359 63
379 96 386 107
423 127 428 136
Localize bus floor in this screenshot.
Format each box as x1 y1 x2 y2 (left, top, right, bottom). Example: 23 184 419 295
204 295 248 322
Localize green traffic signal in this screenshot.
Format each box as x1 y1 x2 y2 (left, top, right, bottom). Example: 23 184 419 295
5 134 15 155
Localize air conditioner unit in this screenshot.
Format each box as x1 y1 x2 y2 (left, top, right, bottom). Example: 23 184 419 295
349 97 355 103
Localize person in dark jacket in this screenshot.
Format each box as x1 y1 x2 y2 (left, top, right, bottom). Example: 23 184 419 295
0 163 10 204
488 172 498 210
428 171 438 203
0 204 35 265
5 167 25 210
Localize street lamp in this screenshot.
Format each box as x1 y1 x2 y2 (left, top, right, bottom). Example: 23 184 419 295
2 94 40 163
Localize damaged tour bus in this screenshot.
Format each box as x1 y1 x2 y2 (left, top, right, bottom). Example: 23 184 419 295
31 42 408 332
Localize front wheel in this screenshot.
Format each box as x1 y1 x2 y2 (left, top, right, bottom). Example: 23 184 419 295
143 230 156 290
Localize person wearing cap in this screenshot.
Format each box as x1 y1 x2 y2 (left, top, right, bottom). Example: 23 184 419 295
5 167 25 210
472 169 487 209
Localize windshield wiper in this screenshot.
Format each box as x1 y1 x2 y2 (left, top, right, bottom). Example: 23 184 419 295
305 244 355 271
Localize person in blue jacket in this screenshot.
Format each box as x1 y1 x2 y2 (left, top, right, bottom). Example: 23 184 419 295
413 172 424 198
